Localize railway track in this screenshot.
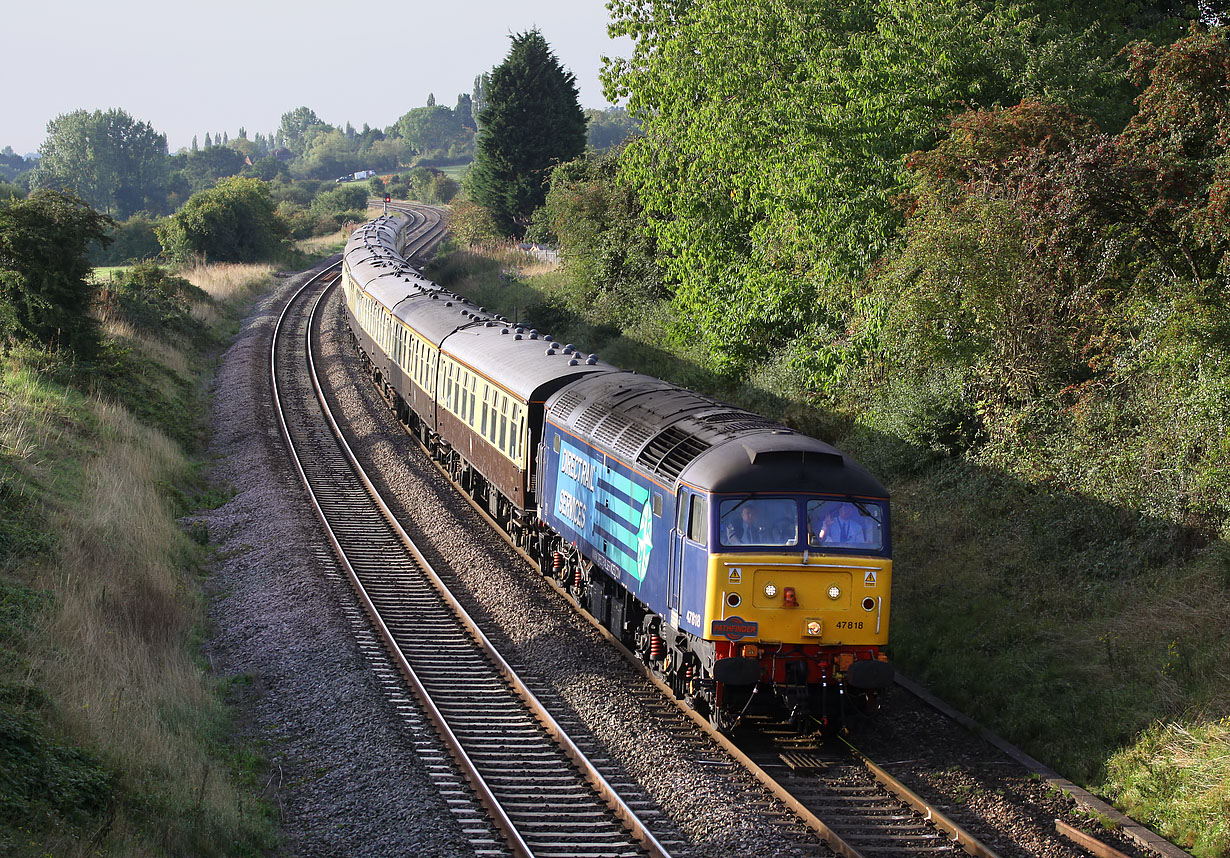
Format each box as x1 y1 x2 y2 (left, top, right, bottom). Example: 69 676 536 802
269 206 1167 858
270 237 673 857
734 722 1001 858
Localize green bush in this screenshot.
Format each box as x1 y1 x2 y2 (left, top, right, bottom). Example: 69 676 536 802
157 177 286 264
98 262 211 343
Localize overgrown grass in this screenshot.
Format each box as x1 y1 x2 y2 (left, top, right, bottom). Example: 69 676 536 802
428 244 1230 858
0 261 279 855
1103 718 1230 857
178 262 277 333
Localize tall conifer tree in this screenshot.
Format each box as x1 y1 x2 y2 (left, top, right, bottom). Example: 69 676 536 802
469 30 587 237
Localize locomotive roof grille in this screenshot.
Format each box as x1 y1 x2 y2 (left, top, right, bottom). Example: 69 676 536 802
637 425 712 482
575 401 612 435
552 390 586 420
696 411 786 435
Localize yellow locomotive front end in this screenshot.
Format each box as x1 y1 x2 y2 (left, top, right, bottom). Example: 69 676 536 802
701 496 894 728
706 551 891 651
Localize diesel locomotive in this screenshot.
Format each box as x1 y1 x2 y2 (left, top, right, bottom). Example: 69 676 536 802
340 212 894 731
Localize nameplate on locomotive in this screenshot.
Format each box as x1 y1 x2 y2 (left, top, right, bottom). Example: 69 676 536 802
711 616 758 641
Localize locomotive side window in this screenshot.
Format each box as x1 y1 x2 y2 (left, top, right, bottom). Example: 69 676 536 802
806 500 883 550
687 495 708 545
719 498 798 547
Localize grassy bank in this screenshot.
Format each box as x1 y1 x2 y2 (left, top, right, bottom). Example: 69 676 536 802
426 245 1230 858
0 260 281 856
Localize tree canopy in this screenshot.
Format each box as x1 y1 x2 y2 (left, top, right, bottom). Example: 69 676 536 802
468 30 588 237
603 0 1192 372
393 105 473 162
277 106 329 156
33 109 168 219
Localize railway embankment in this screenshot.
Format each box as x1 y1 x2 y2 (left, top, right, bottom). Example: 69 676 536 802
425 242 1230 858
0 260 297 856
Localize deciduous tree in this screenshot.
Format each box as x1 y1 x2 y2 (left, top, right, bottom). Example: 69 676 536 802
156 177 286 263
34 109 168 218
278 107 329 156
603 0 1195 373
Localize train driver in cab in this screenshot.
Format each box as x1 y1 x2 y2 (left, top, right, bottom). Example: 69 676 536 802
721 499 797 547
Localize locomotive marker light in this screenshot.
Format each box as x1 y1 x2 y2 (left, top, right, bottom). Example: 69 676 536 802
782 586 798 607
827 584 842 600
763 583 777 598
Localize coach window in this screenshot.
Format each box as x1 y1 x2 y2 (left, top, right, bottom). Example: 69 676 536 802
498 396 509 453
480 386 489 436
512 407 524 461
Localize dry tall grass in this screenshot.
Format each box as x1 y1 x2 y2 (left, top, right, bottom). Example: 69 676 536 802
26 396 256 855
99 318 194 378
295 228 349 256
1 258 278 854
180 262 276 326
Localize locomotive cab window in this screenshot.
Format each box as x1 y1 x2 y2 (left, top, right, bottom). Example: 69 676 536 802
686 495 707 545
806 500 884 550
719 498 798 548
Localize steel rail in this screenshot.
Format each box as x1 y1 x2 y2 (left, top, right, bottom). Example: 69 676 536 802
839 736 1003 858
270 264 671 858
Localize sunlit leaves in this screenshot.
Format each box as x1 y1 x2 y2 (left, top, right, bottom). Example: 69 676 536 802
603 0 1192 375
155 177 285 264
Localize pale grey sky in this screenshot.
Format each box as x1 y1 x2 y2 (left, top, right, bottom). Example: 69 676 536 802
3 0 629 156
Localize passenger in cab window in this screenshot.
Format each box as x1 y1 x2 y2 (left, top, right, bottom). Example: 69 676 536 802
809 501 877 548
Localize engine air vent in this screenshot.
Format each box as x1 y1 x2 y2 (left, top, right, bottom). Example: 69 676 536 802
636 425 712 483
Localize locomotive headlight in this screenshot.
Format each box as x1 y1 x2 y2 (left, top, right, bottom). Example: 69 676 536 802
827 585 842 600
764 583 778 598
805 620 823 636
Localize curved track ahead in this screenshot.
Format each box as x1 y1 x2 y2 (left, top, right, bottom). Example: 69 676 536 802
270 221 672 858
